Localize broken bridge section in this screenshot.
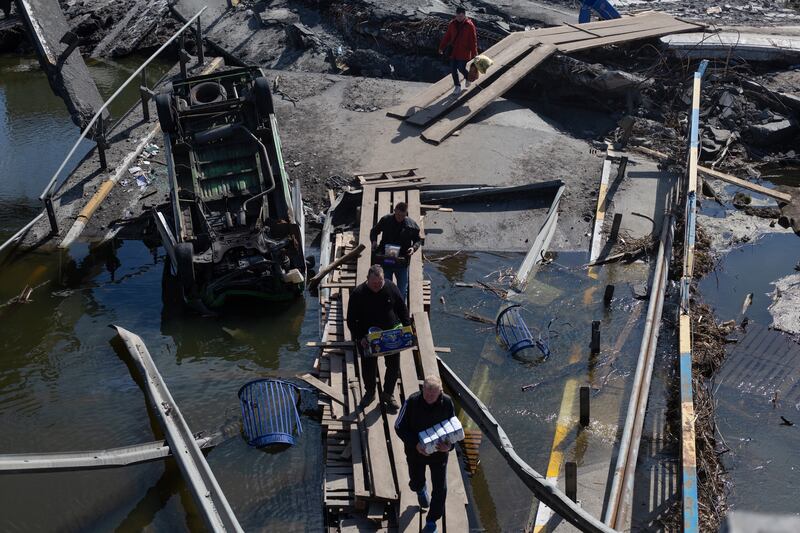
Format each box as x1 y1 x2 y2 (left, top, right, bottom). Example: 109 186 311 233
389 12 705 144
15 0 107 132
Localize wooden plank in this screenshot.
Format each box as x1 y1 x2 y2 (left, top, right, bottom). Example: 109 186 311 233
535 13 690 45
379 357 422 533
363 400 398 500
444 451 469 531
386 32 527 119
407 189 425 315
371 175 428 186
421 45 557 145
320 282 356 289
306 341 354 348
330 355 344 419
523 12 682 39
558 21 703 52
405 39 538 126
356 167 418 180
358 185 377 282
342 290 369 499
699 165 792 203
298 373 346 407
377 190 392 221
413 312 439 381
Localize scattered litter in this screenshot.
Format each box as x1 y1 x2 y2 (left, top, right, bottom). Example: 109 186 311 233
128 166 143 175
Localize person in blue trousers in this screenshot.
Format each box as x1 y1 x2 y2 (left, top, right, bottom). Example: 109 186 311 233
369 201 421 301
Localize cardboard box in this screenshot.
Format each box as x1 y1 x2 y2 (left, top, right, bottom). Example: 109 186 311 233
418 417 465 453
367 325 416 357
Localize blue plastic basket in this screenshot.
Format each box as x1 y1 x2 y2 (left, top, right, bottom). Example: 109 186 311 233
496 305 536 355
238 379 303 448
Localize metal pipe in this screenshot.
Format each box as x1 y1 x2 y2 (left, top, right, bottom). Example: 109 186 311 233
39 7 207 203
603 211 674 528
0 421 237 473
238 126 276 213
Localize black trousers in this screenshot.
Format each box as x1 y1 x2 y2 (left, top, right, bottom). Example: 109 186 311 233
360 351 399 398
407 454 448 524
450 59 468 87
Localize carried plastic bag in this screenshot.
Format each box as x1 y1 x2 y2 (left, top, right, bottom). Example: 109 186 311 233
473 54 494 74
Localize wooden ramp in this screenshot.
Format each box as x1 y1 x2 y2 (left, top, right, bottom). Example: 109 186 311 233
310 172 467 532
389 12 704 144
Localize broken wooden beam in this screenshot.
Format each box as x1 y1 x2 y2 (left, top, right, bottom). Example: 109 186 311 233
698 165 793 204
298 373 346 407
308 243 366 291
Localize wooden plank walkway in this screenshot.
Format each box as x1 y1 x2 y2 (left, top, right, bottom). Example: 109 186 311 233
314 176 466 531
392 12 704 143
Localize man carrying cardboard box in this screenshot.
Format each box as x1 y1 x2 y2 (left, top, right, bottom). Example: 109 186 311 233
347 264 411 412
394 376 456 533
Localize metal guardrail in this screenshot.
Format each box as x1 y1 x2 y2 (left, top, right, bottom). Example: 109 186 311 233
114 325 243 533
438 357 615 533
0 6 207 256
678 59 709 533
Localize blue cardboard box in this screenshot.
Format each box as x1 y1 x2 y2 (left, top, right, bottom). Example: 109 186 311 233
367 325 416 357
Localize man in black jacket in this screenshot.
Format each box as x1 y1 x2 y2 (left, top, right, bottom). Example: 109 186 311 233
369 202 422 299
394 376 456 533
347 264 411 412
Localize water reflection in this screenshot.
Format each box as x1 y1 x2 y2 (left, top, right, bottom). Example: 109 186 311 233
0 239 322 531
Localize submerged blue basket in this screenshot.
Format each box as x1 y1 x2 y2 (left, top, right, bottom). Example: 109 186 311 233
496 305 536 355
238 379 303 448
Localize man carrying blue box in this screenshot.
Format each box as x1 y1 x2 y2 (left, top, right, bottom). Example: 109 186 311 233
347 264 411 412
395 376 459 533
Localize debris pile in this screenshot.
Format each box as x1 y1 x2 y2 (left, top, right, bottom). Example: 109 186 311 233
690 302 730 533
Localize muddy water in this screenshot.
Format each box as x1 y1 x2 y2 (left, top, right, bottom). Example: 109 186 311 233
697 230 800 516
1 54 325 531
428 251 654 531
0 53 172 241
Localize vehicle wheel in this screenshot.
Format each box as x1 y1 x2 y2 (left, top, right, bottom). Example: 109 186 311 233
174 242 195 293
155 93 176 134
253 77 275 117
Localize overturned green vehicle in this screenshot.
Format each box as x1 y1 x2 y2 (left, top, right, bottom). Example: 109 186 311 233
152 67 306 311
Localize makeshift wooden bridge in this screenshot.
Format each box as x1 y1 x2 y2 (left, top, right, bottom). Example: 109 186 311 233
388 12 705 144
304 170 468 532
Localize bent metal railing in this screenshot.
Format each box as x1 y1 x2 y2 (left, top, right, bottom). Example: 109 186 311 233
0 6 207 256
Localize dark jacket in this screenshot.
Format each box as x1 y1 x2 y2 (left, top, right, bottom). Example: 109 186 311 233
369 214 422 259
395 391 456 463
438 18 478 61
346 279 411 341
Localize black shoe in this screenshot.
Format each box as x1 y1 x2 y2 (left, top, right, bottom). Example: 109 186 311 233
359 392 375 410
381 393 400 413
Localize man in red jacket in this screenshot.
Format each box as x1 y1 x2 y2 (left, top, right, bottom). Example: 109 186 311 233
438 7 478 95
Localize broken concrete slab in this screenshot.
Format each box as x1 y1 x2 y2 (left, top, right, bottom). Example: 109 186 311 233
90 0 169 58
15 0 107 132
661 32 800 63
746 118 799 146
